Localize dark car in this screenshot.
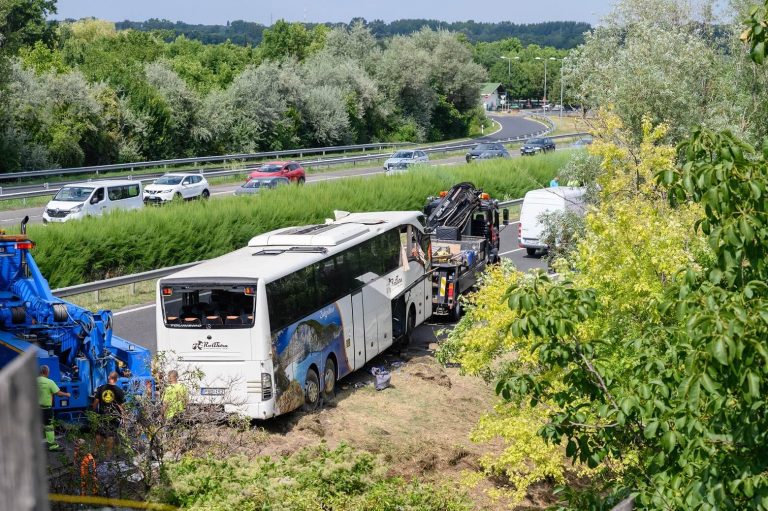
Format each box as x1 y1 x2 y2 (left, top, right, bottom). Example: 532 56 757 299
465 143 510 163
521 137 556 156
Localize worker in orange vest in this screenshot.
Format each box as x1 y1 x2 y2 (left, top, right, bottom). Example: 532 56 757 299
73 439 98 496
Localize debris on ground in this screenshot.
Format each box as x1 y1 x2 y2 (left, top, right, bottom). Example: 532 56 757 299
403 362 452 389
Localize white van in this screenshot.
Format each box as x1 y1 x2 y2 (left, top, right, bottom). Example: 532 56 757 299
43 180 143 223
519 187 586 256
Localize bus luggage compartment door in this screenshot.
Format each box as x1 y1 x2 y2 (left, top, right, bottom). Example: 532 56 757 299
351 290 367 371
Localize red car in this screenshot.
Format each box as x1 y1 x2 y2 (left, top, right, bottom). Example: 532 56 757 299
247 161 306 184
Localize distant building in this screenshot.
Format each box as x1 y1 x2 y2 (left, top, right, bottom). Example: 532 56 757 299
479 83 505 110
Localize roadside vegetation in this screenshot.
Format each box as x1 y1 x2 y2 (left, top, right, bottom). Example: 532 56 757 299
437 1 768 509
28 153 567 287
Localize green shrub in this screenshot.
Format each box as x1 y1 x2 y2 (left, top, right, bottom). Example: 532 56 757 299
154 444 470 511
29 152 569 287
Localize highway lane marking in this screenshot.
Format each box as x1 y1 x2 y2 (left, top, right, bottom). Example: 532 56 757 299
114 303 156 316
1 215 43 223
500 248 525 256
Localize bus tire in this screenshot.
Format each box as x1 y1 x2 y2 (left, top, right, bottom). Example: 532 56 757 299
405 305 416 347
303 369 321 412
323 358 337 401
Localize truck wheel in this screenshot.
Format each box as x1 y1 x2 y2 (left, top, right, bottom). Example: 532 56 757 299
526 248 537 257
303 369 321 412
450 299 463 322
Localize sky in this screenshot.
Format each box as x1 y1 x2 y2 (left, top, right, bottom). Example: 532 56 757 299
51 0 612 26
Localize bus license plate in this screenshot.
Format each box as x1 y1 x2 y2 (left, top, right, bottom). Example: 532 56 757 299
201 387 225 396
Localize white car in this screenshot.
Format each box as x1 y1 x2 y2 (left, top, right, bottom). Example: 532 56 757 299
383 150 429 173
143 173 210 204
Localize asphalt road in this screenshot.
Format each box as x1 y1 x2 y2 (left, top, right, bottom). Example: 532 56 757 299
0 114 547 227
112 219 547 354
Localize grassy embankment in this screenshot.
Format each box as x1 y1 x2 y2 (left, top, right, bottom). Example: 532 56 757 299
30 151 570 290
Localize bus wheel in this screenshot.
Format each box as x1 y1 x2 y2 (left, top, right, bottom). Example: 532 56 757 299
303 369 321 411
323 358 337 401
405 307 416 347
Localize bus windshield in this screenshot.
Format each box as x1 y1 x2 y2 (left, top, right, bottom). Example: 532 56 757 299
161 284 256 329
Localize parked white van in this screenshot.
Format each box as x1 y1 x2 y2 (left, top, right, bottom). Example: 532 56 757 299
42 180 143 223
519 187 586 256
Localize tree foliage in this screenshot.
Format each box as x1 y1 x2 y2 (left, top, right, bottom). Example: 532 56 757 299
0 18 485 170
443 11 768 506
567 0 738 142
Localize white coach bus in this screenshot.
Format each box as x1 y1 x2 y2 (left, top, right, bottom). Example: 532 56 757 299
156 211 431 419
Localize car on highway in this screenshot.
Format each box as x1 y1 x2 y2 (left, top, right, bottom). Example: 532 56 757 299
233 176 290 196
521 137 556 156
247 161 306 184
383 150 429 172
143 173 210 203
43 180 143 223
465 143 510 163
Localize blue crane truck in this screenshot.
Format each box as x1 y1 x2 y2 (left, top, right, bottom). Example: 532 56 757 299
423 182 508 321
0 218 153 420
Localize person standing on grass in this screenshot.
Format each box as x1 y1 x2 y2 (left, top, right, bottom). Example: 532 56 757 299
162 370 188 422
38 365 70 451
549 176 560 187
92 371 125 459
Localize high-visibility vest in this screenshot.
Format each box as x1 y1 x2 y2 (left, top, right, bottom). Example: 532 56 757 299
74 445 98 496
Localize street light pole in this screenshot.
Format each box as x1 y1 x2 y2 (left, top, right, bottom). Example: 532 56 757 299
535 56 558 111
559 62 564 118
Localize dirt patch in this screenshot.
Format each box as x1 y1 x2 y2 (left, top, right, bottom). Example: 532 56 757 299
403 360 452 388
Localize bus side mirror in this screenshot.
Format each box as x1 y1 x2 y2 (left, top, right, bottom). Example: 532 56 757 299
502 209 509 225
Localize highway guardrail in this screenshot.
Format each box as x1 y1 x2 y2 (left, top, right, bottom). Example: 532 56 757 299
0 142 414 182
51 198 526 298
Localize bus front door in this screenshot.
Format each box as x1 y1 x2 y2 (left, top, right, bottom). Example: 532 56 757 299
351 290 367 371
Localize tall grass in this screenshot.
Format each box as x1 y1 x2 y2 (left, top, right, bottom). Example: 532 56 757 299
29 152 569 287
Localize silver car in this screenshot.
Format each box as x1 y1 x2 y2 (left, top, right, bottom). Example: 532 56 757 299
384 150 429 172
233 177 290 196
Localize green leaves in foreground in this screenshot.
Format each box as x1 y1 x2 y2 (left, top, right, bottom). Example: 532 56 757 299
490 126 768 510
742 1 768 65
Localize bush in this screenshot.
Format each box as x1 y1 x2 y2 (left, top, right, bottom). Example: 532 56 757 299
155 444 470 511
28 152 570 287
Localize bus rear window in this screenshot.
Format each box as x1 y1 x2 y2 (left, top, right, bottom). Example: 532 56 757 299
161 285 256 328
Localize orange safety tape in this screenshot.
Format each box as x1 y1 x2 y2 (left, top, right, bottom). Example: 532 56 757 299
48 493 178 510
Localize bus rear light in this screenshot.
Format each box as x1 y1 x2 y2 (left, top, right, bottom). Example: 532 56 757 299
15 241 34 250
518 223 523 248
162 287 173 296
244 287 255 296
447 283 455 299
261 373 273 400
